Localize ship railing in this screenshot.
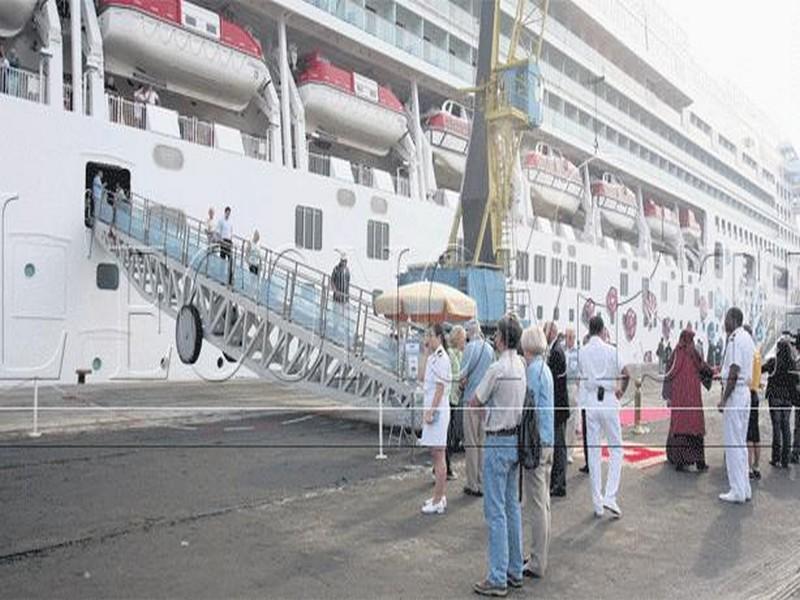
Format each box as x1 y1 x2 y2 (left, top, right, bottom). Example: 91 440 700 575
241 132 270 162
352 163 374 188
63 82 72 111
107 93 147 130
392 174 411 198
527 168 584 197
308 151 332 177
92 191 401 373
178 115 215 147
0 65 45 103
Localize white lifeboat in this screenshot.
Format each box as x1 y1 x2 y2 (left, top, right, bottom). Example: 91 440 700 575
423 100 471 187
298 52 407 157
644 199 681 248
591 172 637 235
98 0 271 111
524 142 583 221
0 0 37 37
679 207 702 246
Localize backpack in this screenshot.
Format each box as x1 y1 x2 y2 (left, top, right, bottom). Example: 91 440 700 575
517 386 542 500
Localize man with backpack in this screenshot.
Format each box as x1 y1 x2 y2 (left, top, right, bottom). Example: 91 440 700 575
520 325 554 580
467 315 526 597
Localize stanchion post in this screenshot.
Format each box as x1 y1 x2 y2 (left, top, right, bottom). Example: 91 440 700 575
376 391 387 460
30 378 42 438
632 377 649 435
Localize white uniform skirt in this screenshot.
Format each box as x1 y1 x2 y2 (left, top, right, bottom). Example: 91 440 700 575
420 402 450 447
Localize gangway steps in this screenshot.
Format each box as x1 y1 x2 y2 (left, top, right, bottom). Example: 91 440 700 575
90 195 415 418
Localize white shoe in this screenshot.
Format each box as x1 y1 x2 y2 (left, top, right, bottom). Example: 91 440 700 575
603 501 622 519
567 455 574 464
424 496 447 509
422 498 446 514
593 507 604 518
718 491 745 504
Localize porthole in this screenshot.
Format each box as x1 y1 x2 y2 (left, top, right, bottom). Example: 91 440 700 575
24 263 35 278
92 357 102 371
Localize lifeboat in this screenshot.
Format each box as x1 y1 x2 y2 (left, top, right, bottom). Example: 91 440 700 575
591 172 637 235
423 100 471 188
644 199 681 248
0 0 37 37
524 142 583 221
297 52 407 157
679 207 702 246
98 0 271 111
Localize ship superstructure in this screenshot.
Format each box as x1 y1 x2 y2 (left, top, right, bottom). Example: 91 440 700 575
0 0 798 383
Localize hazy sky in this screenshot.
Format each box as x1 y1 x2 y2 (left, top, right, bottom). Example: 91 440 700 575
661 0 800 149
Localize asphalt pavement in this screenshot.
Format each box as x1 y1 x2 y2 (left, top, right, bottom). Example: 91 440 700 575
1 381 798 599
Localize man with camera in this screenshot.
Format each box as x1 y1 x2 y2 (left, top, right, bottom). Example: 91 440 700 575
579 315 630 519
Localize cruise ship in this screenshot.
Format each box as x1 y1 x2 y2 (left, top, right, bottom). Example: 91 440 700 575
1 0 799 385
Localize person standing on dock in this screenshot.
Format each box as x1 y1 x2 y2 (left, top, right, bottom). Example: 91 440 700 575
717 307 755 504
579 315 630 519
459 320 494 498
331 256 351 349
216 206 233 285
544 322 569 498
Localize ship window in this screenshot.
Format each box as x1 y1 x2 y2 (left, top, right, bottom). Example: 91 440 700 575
620 258 628 269
661 281 668 302
533 254 546 283
569 308 575 323
516 251 530 281
295 206 322 251
537 305 543 320
580 265 591 291
678 285 685 305
566 261 577 288
642 278 649 293
185 15 197 26
714 242 723 278
97 263 119 290
632 261 639 272
551 258 563 286
367 220 390 260
620 272 629 297
206 24 217 35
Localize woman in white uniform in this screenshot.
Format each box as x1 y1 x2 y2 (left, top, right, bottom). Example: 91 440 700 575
420 323 452 514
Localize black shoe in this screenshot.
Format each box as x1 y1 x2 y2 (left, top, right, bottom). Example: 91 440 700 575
769 460 780 468
550 488 566 497
579 465 590 474
696 462 709 472
447 471 458 481
753 468 762 480
464 487 483 498
675 464 687 472
791 455 800 465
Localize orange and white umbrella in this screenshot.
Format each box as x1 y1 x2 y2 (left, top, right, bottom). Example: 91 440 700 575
374 281 477 323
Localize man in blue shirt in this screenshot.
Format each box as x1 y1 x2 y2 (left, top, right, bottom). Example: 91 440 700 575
520 324 554 579
459 320 494 497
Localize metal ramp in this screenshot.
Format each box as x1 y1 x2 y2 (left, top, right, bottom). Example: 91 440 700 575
89 194 416 425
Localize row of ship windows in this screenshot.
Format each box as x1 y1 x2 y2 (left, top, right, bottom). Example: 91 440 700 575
714 216 798 259
295 206 390 259
545 91 776 233
540 41 776 208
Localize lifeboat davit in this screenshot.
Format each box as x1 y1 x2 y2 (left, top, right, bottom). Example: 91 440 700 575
591 172 638 235
298 52 407 157
0 0 37 37
679 207 702 246
423 100 471 188
98 0 271 111
524 142 583 221
644 199 681 248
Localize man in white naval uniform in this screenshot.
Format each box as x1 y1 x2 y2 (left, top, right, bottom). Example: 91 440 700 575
579 315 630 518
717 307 755 503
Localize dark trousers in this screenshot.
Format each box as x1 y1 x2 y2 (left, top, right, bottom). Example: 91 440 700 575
793 407 800 461
220 238 233 284
551 421 567 493
581 408 589 470
770 406 792 467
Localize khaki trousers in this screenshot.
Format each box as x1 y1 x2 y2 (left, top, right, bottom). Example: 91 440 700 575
463 406 485 492
523 446 553 576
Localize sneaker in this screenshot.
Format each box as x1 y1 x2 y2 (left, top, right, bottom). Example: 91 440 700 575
603 501 622 519
696 462 709 472
506 575 524 589
593 507 604 519
473 580 508 597
579 465 590 474
522 560 541 579
718 491 745 504
421 497 446 514
464 487 483 498
567 455 575 464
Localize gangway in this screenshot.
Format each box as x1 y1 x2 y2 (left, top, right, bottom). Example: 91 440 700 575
89 194 416 426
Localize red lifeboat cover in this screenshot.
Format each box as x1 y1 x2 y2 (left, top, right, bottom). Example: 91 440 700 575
679 207 699 228
298 52 404 113
98 0 263 58
425 112 471 138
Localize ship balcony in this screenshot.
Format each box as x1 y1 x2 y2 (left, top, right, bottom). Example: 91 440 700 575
1 64 45 104
105 92 273 163
306 150 412 198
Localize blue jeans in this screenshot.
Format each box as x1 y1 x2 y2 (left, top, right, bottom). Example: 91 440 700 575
483 433 523 586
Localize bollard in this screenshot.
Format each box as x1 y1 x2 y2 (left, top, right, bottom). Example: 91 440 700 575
375 392 387 460
30 378 42 438
632 377 650 435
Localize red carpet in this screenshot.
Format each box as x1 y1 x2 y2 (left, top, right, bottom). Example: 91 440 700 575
619 406 670 427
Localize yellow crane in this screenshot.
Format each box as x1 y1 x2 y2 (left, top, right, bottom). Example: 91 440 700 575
450 0 549 270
